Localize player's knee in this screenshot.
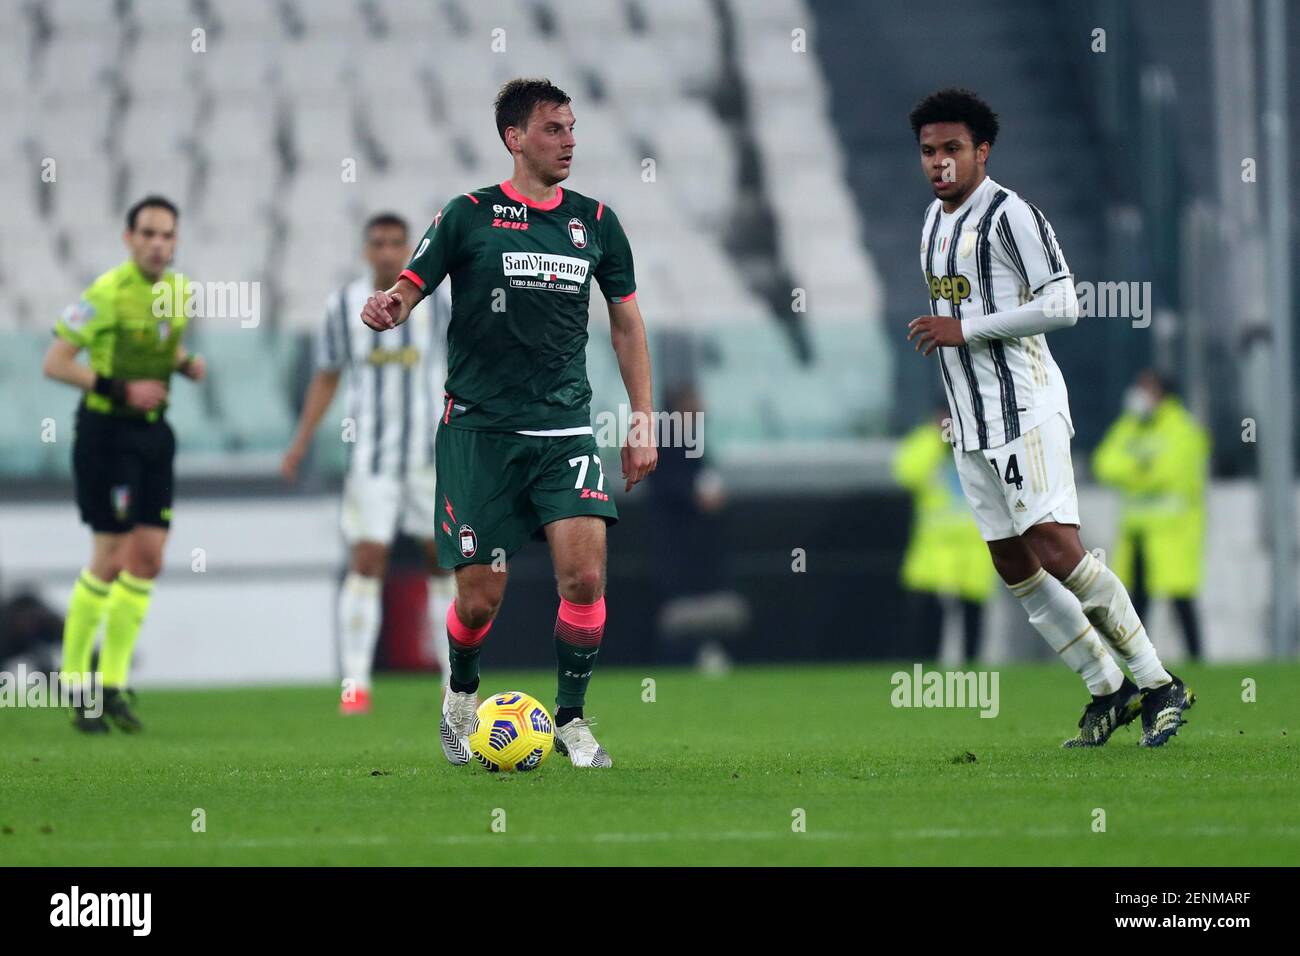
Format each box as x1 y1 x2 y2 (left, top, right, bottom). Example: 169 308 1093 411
991 556 1023 585
1029 538 1077 579
91 539 127 580
92 554 125 582
126 550 163 580
557 565 604 604
455 592 501 629
988 542 1037 585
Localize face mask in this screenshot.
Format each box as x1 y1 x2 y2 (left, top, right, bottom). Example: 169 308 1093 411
1124 386 1156 419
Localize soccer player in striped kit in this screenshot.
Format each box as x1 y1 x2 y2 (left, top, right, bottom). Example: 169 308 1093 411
283 213 454 714
905 89 1194 747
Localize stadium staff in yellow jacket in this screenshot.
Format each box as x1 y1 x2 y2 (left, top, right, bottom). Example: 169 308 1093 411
1092 371 1210 658
894 411 997 661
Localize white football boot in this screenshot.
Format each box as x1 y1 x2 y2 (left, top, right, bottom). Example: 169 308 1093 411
554 717 613 768
439 687 477 765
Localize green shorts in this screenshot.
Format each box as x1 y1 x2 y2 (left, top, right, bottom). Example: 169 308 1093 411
434 426 619 569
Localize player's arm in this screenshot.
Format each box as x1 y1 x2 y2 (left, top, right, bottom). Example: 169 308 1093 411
909 199 1075 355
595 203 657 491
281 368 342 482
958 200 1076 345
608 295 657 492
42 337 96 391
363 198 468 331
925 276 1079 351
361 276 423 331
43 296 165 410
284 292 349 481
908 278 1080 354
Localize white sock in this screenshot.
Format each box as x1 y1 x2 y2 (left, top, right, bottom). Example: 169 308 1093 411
1063 550 1172 689
1009 568 1124 696
427 572 455 690
338 573 382 692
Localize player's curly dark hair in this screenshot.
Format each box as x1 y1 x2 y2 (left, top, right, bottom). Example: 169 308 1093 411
909 89 1000 148
494 78 571 152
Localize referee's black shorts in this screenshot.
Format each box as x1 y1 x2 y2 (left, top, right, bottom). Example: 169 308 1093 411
72 403 176 534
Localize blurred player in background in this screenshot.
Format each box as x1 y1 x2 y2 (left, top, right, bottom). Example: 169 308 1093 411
906 89 1195 747
650 382 748 672
41 195 206 734
282 213 454 714
893 407 995 662
1093 370 1211 659
361 78 657 768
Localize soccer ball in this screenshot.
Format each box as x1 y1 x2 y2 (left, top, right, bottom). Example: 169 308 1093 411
469 691 554 772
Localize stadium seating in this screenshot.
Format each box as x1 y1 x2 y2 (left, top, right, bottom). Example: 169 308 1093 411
0 0 889 476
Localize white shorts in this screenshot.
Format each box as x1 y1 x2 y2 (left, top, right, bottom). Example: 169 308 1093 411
340 466 439 544
953 412 1079 541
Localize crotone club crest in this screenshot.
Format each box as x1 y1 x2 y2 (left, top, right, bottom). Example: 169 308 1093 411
458 524 478 558
568 218 587 249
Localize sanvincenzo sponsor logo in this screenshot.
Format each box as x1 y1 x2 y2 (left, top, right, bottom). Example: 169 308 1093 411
500 252 590 293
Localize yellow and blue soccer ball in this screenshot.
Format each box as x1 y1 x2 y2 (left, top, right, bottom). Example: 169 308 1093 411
469 691 554 772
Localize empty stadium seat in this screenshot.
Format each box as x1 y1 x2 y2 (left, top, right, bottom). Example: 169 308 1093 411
0 0 890 479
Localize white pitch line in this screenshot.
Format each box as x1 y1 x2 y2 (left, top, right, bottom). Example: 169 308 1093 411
25 823 1300 854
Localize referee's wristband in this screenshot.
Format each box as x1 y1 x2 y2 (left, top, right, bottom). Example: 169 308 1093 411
92 375 128 403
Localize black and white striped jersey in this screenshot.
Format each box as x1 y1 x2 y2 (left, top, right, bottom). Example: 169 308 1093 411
316 276 451 476
919 176 1073 451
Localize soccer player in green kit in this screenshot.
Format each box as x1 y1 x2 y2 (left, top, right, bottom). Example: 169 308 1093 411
361 79 657 768
42 196 206 734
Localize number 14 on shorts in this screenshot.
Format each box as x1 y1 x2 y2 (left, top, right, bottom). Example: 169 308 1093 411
988 453 1024 490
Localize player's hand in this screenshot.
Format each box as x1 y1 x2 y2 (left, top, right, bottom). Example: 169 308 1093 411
180 353 206 382
361 289 402 331
907 315 965 356
125 380 168 411
621 414 658 492
281 439 307 483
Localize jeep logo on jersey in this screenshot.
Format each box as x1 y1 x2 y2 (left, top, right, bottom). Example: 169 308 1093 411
458 524 477 558
926 272 972 305
568 218 587 248
501 252 590 293
492 203 527 221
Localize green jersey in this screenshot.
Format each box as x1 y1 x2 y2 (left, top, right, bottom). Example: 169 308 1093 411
54 260 189 419
400 180 637 432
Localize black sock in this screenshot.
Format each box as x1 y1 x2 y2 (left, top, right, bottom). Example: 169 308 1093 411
450 675 480 694
555 706 583 727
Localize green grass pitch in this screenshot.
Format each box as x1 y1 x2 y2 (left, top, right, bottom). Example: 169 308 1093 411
1 662 1296 866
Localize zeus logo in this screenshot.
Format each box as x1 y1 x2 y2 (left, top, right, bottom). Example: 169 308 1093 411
492 203 527 221
926 272 971 304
